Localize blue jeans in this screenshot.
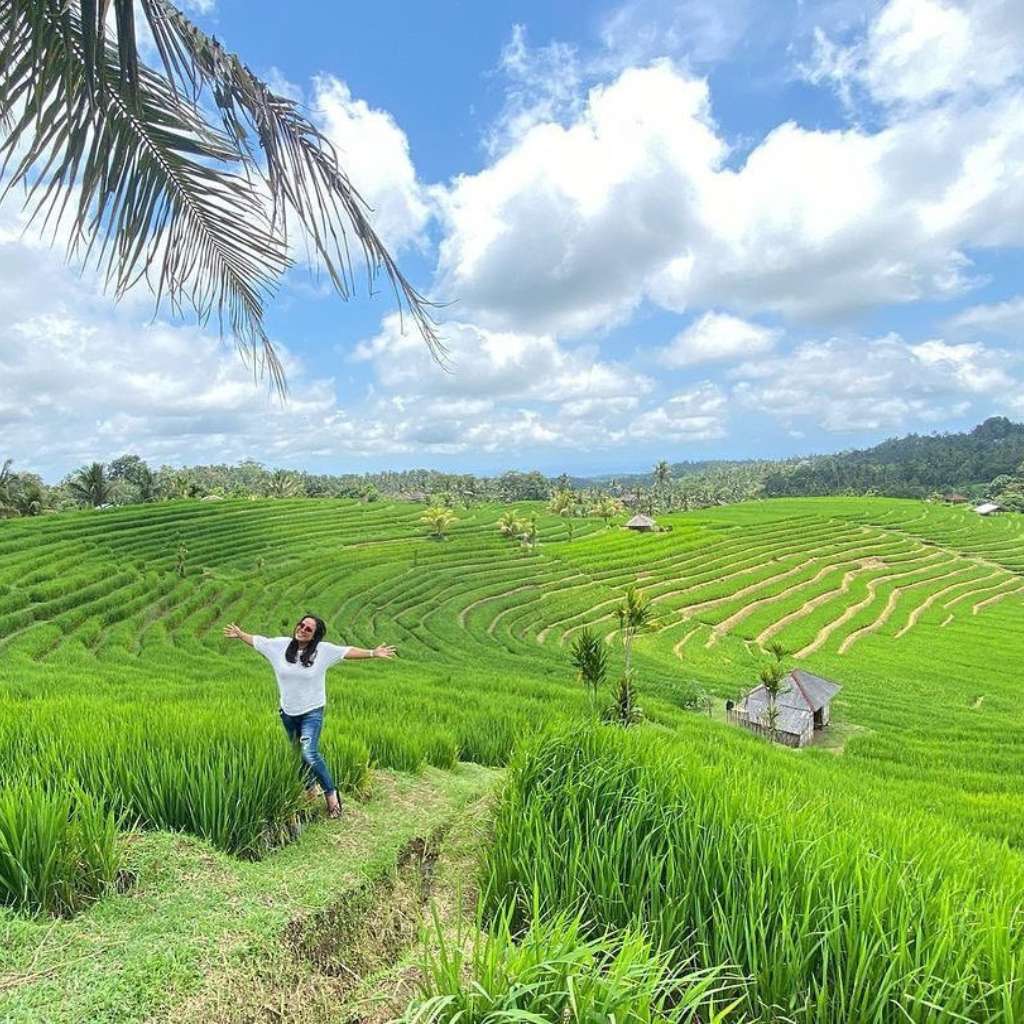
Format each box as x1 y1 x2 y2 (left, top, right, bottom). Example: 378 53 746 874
279 706 336 796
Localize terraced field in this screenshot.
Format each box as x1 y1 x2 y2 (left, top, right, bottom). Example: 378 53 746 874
4 496 1024 1021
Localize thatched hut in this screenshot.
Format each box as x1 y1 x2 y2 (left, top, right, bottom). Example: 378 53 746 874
625 513 658 532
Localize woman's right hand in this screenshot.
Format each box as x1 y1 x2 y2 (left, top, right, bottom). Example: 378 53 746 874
223 623 243 639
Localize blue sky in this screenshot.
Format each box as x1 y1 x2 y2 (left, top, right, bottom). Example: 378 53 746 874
3 0 1024 480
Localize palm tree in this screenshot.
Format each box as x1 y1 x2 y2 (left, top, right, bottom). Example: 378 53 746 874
607 586 656 728
654 460 672 512
569 628 607 716
616 586 655 679
547 489 575 516
757 641 789 742
523 513 539 551
497 509 522 538
67 462 115 507
134 465 157 503
591 495 623 528
0 459 17 518
758 661 785 743
1 1 440 392
420 506 457 539
10 476 46 516
266 469 301 498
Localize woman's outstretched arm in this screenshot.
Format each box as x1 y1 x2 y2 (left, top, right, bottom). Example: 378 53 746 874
223 623 255 647
344 644 397 660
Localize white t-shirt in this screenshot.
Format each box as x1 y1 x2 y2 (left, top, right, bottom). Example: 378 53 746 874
252 636 351 716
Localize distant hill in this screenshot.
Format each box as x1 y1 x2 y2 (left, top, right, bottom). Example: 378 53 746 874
761 417 1024 499
578 417 1024 502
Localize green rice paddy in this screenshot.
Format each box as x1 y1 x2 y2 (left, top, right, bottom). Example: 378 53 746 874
3 496 1024 1020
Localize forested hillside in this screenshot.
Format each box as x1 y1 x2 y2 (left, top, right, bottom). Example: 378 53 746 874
761 417 1024 500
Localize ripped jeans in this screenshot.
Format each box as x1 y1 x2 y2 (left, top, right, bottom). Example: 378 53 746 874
279 706 336 796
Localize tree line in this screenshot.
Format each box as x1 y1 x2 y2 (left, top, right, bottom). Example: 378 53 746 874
3 418 1023 520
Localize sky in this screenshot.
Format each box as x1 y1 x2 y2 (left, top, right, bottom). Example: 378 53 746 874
3 0 1024 481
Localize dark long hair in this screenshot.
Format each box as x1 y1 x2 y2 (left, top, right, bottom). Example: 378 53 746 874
285 614 327 667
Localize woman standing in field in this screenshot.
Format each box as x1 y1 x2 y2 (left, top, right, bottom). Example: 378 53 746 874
223 616 396 818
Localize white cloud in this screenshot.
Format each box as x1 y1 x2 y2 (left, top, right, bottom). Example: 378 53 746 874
436 61 724 335
0 207 384 473
436 59 1024 334
312 76 432 253
659 312 780 367
626 382 728 441
806 0 1024 108
732 333 1020 432
0 309 344 473
486 25 584 156
910 339 1014 392
599 0 755 67
947 295 1024 337
356 314 653 405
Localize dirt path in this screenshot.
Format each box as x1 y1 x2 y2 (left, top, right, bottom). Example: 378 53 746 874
893 572 998 638
754 565 864 646
673 625 702 658
973 582 1024 615
705 559 862 645
1 768 496 1024
668 556 821 618
459 583 539 628
943 575 1017 610
793 554 947 658
536 596 621 645
838 566 964 655
561 611 616 646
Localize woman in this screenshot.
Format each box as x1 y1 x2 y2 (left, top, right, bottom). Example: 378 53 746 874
223 615 396 818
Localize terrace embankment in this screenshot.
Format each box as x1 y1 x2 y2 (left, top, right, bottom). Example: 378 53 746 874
0 766 495 1024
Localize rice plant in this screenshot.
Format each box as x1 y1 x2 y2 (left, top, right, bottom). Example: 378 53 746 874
400 907 741 1024
482 727 1024 1022
0 784 118 916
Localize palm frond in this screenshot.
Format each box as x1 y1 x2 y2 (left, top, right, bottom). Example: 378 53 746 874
0 1 443 393
139 0 444 362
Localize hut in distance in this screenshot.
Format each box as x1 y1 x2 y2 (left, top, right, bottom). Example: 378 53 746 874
973 502 1003 516
625 513 659 532
728 670 841 748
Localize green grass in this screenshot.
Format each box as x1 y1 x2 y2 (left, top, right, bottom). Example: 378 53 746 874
3 496 1024 1018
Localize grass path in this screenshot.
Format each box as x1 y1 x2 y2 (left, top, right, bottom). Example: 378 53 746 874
0 765 495 1024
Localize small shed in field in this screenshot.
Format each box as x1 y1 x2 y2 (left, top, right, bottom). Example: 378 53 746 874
974 502 1003 516
943 493 968 504
625 513 658 532
730 670 841 748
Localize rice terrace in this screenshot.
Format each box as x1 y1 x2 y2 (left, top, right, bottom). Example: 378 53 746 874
3 486 1024 1022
